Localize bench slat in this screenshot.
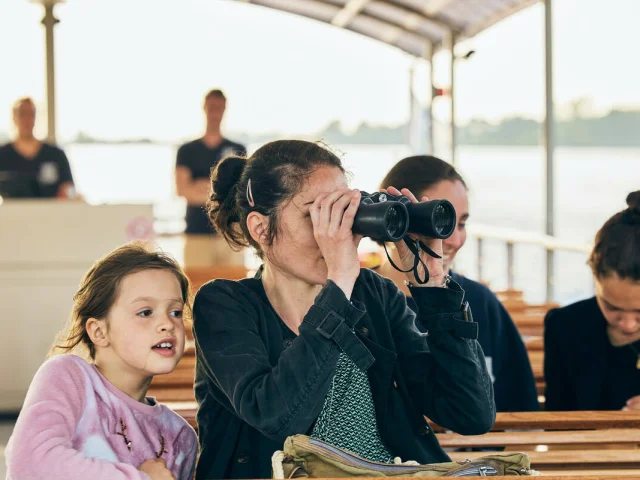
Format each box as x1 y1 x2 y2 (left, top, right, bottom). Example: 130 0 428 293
448 449 640 466
430 411 640 431
437 429 640 447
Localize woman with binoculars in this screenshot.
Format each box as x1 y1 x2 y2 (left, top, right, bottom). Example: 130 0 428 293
191 140 495 480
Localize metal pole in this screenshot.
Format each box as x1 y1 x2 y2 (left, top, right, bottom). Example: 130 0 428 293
448 32 456 164
507 242 515 290
428 46 435 154
477 237 484 283
544 0 555 302
42 3 59 144
408 63 415 151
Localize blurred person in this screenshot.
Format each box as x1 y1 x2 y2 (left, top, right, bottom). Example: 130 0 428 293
376 155 539 412
0 97 77 199
544 191 640 411
175 89 246 267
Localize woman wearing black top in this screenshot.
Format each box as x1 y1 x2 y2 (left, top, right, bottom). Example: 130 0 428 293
544 191 640 411
192 140 495 479
376 155 539 413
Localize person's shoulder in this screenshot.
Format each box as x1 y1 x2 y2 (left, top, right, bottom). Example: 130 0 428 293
451 272 496 299
0 143 11 161
177 139 202 153
158 403 198 439
357 266 391 289
195 277 251 298
221 138 246 153
547 296 598 320
546 296 598 323
355 267 402 306
40 142 66 156
193 278 264 316
35 354 90 385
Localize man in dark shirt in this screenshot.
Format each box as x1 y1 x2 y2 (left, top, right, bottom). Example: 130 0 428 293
0 98 76 199
175 89 246 266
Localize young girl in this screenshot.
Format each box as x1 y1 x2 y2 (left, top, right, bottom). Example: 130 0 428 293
5 242 198 480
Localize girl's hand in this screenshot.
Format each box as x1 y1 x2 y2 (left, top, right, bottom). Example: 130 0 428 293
139 458 176 480
310 188 363 298
384 186 446 288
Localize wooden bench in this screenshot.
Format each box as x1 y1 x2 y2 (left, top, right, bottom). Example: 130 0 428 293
433 411 640 476
167 407 640 476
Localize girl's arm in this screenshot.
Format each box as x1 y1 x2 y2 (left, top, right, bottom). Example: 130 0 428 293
172 424 198 480
5 355 150 480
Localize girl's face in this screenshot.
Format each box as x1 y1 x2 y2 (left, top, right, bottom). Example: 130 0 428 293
103 269 186 378
421 180 469 272
264 166 349 286
595 273 640 346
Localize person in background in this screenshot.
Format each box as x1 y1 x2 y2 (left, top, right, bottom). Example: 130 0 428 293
544 191 640 411
0 97 77 199
5 242 198 480
376 155 539 412
175 89 246 267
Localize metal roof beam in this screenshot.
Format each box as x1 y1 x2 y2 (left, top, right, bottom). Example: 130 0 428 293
386 1 461 35
459 0 540 39
249 0 444 46
332 0 371 28
423 0 456 16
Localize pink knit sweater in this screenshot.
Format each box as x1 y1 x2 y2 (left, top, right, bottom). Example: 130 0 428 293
5 354 197 480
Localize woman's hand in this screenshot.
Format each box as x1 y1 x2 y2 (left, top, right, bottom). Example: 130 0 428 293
139 458 176 480
384 186 446 288
310 188 363 299
623 395 640 411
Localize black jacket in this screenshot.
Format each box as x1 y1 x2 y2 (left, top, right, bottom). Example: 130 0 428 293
544 296 640 411
446 273 538 412
192 268 495 479
406 273 539 412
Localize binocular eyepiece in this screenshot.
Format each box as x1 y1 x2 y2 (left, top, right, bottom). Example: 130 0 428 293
352 191 457 242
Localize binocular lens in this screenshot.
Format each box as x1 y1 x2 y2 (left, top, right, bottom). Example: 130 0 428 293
352 199 409 242
386 206 403 238
433 203 456 237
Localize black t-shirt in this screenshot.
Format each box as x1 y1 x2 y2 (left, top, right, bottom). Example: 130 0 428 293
600 339 640 410
176 138 246 234
0 142 74 198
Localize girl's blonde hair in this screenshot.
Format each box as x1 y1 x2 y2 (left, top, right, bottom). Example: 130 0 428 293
49 242 191 359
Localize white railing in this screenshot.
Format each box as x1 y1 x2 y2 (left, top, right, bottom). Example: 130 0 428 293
467 223 592 301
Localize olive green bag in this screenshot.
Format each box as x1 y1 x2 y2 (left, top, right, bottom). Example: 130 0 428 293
272 435 537 478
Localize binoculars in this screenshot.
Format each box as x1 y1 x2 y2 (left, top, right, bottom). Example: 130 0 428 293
352 191 457 242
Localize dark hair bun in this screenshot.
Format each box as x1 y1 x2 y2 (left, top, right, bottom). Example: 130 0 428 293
627 190 640 211
211 155 247 200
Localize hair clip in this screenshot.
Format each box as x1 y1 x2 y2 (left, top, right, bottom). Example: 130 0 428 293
246 179 255 207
